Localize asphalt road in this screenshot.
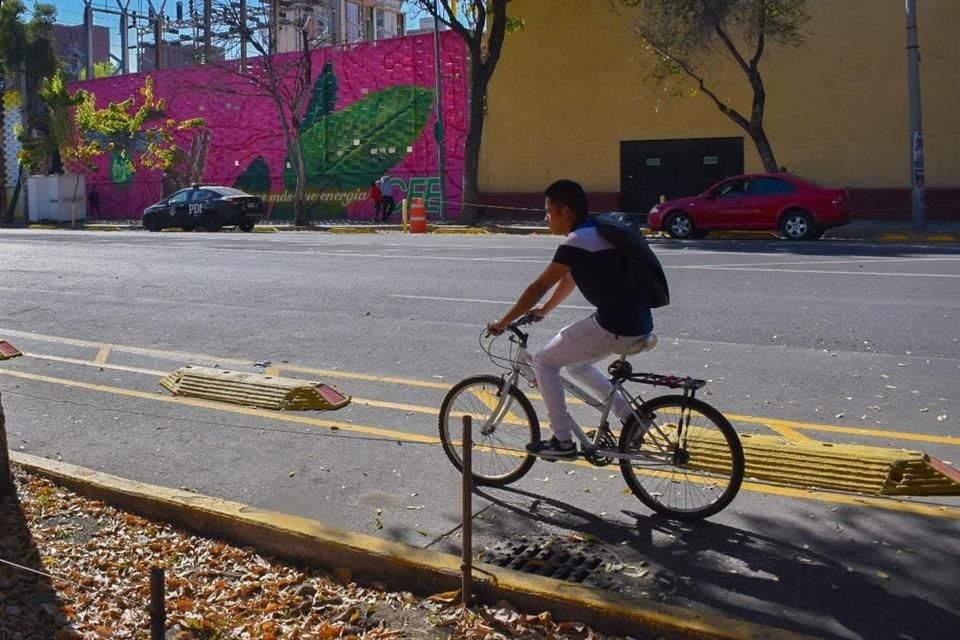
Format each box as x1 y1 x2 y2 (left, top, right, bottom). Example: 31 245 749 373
1 228 958 639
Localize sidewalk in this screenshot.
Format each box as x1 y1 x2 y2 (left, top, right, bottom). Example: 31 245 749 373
12 452 815 640
8 218 960 243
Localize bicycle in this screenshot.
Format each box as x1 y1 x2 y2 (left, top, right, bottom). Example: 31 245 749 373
438 315 745 520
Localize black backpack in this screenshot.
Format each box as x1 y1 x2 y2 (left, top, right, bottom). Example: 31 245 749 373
593 213 670 308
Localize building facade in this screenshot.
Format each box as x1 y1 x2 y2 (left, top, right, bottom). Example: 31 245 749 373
271 0 406 52
478 0 960 219
51 24 111 80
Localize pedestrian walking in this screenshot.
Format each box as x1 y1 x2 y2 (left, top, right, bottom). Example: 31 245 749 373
379 175 396 222
88 185 102 218
369 181 383 221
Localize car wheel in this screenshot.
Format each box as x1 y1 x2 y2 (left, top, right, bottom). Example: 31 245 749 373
182 225 196 232
780 209 815 240
143 214 161 232
203 212 222 232
239 221 255 232
665 211 694 239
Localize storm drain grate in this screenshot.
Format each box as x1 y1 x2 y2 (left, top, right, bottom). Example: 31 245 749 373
480 534 620 589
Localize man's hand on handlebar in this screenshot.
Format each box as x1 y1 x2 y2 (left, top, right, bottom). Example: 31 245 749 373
486 312 544 337
485 321 507 337
528 307 548 321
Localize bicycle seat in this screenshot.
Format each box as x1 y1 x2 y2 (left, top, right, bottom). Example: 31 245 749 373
619 333 657 356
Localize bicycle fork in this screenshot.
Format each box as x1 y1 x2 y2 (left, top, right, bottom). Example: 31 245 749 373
481 371 522 436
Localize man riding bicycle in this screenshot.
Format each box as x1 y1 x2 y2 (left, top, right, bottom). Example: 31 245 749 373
486 179 655 459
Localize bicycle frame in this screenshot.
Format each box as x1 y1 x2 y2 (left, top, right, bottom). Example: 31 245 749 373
486 336 680 465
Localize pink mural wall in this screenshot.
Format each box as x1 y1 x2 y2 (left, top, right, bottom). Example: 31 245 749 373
75 32 468 221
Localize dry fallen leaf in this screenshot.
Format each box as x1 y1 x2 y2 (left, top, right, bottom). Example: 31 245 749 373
6 468 620 640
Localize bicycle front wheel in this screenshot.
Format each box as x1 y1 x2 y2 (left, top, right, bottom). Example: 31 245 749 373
619 395 744 520
438 375 540 487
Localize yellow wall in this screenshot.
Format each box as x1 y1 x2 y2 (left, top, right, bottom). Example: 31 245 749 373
480 0 960 193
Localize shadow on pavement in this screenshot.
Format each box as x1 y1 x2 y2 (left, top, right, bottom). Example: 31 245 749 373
462 485 959 640
0 492 65 637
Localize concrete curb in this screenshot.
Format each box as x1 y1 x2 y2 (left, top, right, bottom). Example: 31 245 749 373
12 452 814 640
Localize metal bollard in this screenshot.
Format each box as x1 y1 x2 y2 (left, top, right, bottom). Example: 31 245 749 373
461 415 473 607
150 566 165 640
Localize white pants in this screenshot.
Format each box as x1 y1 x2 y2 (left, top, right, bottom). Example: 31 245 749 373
532 315 635 441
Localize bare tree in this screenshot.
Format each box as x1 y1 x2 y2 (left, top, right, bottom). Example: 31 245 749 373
617 0 809 172
411 1 514 223
211 0 317 226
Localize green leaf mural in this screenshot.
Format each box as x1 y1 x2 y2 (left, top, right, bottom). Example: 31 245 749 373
302 60 338 132
111 150 135 184
300 85 435 190
234 63 435 221
234 156 272 194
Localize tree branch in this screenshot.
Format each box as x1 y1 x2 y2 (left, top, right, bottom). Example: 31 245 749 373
750 2 767 69
713 24 751 78
479 0 509 83
665 49 752 132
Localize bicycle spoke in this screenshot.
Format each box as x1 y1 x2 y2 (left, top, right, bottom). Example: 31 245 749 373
439 375 539 486
620 396 744 520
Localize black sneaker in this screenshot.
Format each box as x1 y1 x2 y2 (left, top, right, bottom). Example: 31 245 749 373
526 436 577 460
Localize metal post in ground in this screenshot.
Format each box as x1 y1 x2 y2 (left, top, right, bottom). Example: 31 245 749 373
433 0 448 222
905 0 926 230
461 415 473 606
150 566 165 640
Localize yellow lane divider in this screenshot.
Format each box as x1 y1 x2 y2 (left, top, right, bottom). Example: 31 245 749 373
160 365 350 411
1 368 959 519
689 429 960 496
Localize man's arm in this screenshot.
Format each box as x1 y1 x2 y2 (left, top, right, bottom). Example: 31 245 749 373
489 262 571 333
533 273 576 317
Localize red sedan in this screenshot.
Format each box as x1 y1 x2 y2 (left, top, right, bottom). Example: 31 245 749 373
647 173 853 240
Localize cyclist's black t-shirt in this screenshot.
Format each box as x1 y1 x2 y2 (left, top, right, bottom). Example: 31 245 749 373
552 219 653 337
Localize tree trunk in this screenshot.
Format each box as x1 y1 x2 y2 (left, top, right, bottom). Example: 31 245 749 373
749 124 779 172
462 69 488 226
292 141 308 227
0 392 15 497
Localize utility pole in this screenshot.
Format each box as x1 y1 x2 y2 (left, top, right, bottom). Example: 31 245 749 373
906 0 926 230
433 1 448 222
240 0 248 68
117 1 130 74
203 0 212 64
84 1 95 80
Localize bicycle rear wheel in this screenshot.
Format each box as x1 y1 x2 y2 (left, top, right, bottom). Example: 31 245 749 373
438 375 540 486
619 395 744 520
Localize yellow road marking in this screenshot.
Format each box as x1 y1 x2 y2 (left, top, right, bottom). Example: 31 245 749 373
5 329 955 448
1 368 958 519
729 414 958 446
25 353 167 377
0 328 252 367
0 369 436 445
280 364 450 390
469 387 525 424
765 424 811 441
94 346 111 365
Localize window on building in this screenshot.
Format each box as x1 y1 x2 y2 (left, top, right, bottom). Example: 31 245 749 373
345 1 374 42
375 8 403 39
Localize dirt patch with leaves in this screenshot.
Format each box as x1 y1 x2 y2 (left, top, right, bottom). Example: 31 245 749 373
0 468 635 639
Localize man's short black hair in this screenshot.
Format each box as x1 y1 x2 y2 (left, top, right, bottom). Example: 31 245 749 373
544 179 589 223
